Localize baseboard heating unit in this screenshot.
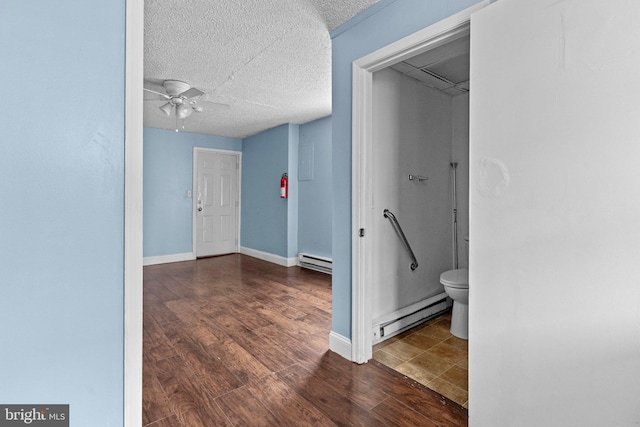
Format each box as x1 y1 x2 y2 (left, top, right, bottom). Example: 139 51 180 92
297 253 332 274
372 292 451 344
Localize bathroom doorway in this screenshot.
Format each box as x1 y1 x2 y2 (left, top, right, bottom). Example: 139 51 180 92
351 3 485 407
370 42 470 405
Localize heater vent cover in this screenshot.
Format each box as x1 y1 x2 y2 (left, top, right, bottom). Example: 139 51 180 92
298 253 332 274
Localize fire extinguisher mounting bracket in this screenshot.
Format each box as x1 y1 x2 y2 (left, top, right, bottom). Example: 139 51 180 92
280 173 289 199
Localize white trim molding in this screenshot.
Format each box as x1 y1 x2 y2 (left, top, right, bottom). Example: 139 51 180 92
240 246 298 267
329 331 352 361
351 2 489 365
143 252 196 266
124 0 144 424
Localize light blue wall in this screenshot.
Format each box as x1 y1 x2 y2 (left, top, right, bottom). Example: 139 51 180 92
241 124 291 257
145 119 333 262
330 0 485 338
0 1 126 425
298 117 333 258
143 128 242 257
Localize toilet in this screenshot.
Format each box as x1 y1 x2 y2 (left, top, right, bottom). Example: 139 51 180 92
440 235 469 339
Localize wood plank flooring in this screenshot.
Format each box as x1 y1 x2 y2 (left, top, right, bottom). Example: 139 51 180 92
143 254 468 426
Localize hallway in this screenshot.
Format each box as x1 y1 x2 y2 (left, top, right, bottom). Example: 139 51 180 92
143 254 467 426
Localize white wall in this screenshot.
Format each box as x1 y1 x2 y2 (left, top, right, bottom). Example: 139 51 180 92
469 0 640 425
371 68 455 321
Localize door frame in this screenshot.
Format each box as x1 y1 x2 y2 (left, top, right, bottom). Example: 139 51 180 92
192 147 242 257
124 0 143 424
350 1 488 364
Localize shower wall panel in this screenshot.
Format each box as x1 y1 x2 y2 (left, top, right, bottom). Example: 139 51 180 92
452 94 470 268
371 68 453 321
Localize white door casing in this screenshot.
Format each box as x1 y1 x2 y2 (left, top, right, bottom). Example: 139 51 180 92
124 0 143 424
193 148 241 257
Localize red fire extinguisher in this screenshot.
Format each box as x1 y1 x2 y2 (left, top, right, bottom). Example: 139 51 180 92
280 173 288 199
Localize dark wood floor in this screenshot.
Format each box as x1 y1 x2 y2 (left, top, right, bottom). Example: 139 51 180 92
143 254 468 426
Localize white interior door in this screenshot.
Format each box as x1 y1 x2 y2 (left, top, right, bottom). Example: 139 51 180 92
470 0 640 425
194 149 240 257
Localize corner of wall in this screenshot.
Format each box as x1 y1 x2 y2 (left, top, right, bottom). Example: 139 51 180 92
287 124 300 258
329 0 400 39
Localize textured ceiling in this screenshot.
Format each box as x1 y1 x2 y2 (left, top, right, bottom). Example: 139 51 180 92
144 0 379 138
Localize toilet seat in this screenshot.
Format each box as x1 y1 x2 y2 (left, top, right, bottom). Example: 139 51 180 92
440 268 468 289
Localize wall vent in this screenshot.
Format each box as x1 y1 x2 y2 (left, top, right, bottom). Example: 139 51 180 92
298 253 332 274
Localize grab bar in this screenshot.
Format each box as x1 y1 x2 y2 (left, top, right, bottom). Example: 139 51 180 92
383 209 418 271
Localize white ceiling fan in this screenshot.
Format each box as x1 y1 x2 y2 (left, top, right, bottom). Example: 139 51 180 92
143 80 226 119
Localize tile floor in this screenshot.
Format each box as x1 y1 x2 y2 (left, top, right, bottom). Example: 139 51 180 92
372 311 468 407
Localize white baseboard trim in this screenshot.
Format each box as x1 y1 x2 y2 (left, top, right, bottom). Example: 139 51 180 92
240 246 297 267
329 331 353 362
143 252 195 266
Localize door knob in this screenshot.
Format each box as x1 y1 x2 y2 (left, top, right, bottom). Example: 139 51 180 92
198 207 203 212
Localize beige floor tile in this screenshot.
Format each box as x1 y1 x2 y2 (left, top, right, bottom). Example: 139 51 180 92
373 335 400 351
403 352 453 377
426 342 467 367
372 349 404 368
455 357 468 370
373 312 468 408
427 377 468 407
401 333 441 352
394 360 438 385
381 339 424 361
443 335 468 352
439 365 468 390
414 320 451 341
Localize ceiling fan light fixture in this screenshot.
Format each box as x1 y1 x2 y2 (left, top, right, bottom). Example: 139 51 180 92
159 102 173 116
176 103 192 119
163 80 191 97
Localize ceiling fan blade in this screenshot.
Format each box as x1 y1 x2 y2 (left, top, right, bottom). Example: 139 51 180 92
180 87 205 99
144 93 168 101
144 87 170 99
197 100 230 109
